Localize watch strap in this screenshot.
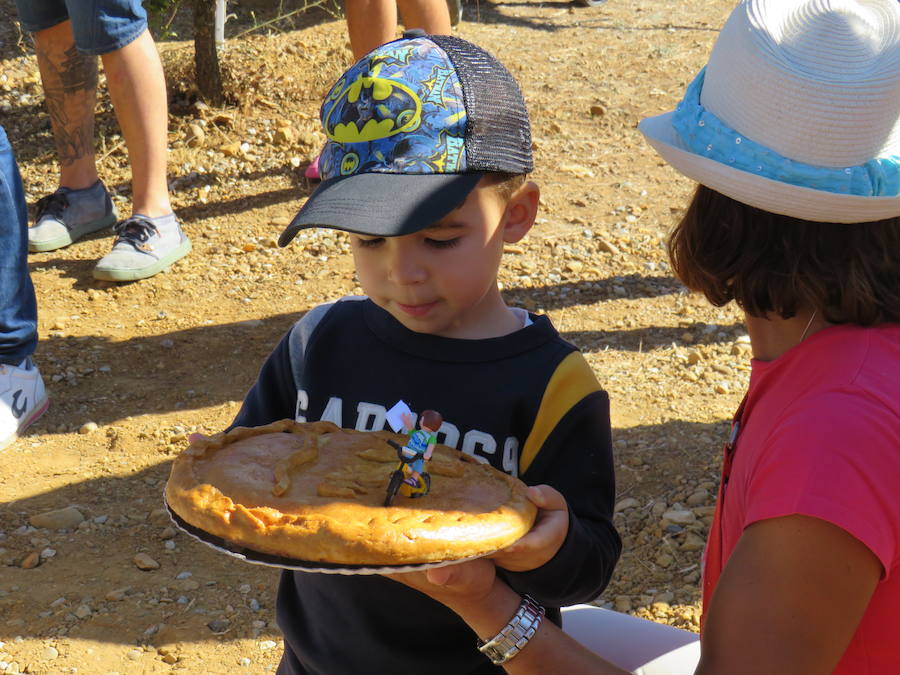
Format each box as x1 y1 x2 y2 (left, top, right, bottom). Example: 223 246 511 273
477 594 546 665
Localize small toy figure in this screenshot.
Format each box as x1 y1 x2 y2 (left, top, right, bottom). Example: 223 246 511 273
383 407 443 505
400 409 442 487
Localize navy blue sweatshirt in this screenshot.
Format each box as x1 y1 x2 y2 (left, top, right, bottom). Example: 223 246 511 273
230 297 621 674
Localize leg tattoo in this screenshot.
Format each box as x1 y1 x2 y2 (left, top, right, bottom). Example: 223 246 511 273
35 42 99 168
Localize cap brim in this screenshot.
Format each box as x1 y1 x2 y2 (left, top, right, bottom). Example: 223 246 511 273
279 172 484 246
639 112 900 224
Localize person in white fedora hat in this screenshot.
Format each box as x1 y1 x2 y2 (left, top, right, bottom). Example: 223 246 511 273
386 1 900 674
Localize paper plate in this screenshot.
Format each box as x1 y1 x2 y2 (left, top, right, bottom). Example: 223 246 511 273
165 501 487 575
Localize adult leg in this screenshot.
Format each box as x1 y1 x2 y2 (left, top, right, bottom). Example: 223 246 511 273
32 20 100 191
0 125 48 450
26 19 117 252
346 0 399 60
346 1 452 60
0 127 37 364
91 22 190 281
396 0 452 36
100 28 172 218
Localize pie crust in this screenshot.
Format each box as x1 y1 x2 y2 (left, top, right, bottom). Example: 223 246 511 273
165 420 537 565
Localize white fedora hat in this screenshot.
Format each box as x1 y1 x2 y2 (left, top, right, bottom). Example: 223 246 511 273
639 0 900 223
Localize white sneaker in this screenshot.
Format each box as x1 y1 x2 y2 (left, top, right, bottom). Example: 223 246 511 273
92 213 191 282
0 358 49 452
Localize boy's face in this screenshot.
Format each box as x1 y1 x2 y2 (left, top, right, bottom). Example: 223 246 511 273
349 179 538 339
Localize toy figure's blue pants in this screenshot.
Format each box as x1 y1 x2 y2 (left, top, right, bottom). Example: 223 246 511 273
0 126 36 366
409 456 425 475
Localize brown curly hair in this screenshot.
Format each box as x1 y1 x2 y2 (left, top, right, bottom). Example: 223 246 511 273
668 185 900 324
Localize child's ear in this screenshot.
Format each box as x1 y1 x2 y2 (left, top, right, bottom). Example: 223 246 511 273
501 181 540 244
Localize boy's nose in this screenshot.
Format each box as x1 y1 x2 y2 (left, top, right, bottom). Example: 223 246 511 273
387 245 427 285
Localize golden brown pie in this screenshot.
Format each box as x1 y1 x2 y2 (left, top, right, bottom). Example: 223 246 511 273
165 419 537 566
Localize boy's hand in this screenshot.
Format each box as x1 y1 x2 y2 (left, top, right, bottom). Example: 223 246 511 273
401 412 415 430
385 557 498 609
490 485 569 572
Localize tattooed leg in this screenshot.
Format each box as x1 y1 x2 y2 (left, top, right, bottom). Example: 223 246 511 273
33 20 99 190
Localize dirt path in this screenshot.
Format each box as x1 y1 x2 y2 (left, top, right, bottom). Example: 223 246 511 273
0 1 745 672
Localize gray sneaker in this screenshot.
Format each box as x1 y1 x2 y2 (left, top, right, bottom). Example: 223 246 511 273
28 181 117 252
92 213 191 282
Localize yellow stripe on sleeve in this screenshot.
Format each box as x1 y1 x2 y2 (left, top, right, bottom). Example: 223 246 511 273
519 352 602 474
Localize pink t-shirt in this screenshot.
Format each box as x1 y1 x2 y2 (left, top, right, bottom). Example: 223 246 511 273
702 323 900 673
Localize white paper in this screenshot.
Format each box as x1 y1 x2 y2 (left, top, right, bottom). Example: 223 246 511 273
385 400 412 433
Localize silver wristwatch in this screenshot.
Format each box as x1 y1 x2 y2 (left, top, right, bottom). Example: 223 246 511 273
477 594 546 665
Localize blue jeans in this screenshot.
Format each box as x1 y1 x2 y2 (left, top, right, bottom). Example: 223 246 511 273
0 126 37 366
15 0 147 55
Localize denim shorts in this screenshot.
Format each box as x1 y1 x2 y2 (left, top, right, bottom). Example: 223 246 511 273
15 0 148 55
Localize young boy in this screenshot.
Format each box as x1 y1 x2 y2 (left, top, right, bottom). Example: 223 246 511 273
230 32 621 674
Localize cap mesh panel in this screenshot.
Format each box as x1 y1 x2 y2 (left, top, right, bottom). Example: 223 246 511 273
430 35 533 174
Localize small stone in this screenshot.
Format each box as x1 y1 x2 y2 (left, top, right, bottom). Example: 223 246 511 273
559 164 595 178
595 237 619 255
655 553 674 568
686 489 710 506
715 382 730 395
176 571 192 580
79 422 99 434
681 532 706 552
133 553 160 570
20 551 40 569
693 505 717 518
42 646 59 660
207 619 229 634
589 104 607 117
186 124 205 147
259 640 278 650
127 648 143 661
273 126 296 145
662 508 696 525
653 591 675 604
74 604 92 618
220 142 242 157
686 350 701 365
239 657 252 667
614 497 640 513
106 587 130 602
30 506 85 530
614 595 631 613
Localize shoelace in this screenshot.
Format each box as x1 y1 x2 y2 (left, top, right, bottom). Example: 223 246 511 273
113 216 159 250
34 191 69 221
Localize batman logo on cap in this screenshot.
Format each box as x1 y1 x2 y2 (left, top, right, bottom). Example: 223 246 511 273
323 62 422 144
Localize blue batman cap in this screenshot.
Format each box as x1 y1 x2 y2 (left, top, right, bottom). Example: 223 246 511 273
279 32 532 244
